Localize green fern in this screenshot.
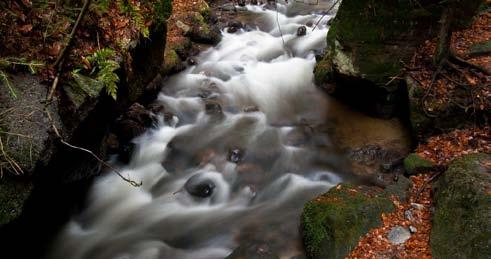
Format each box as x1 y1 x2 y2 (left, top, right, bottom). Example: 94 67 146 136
118 0 150 38
87 48 120 100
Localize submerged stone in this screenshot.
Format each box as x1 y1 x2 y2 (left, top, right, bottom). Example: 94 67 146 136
297 26 307 36
184 174 216 198
228 149 243 163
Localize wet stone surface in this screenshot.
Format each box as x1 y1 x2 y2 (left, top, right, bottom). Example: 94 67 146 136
185 174 216 198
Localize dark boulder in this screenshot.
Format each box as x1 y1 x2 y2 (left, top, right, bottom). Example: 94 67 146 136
185 174 216 198
297 26 307 36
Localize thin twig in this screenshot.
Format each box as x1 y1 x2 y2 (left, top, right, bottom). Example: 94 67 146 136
44 110 142 187
46 75 59 104
312 0 341 31
53 0 92 70
449 52 491 76
274 1 286 50
0 136 24 175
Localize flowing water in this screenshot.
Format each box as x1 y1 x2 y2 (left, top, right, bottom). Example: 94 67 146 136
49 2 351 258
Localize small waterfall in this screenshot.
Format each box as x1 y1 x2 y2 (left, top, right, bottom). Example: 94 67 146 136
50 2 342 258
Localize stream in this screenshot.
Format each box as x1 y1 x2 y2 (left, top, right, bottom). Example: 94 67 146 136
48 2 408 258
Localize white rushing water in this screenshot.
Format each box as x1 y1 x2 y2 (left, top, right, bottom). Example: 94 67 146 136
50 2 342 258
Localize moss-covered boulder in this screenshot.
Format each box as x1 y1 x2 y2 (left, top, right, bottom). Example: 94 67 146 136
317 0 442 89
162 48 186 74
314 1 452 117
431 153 491 259
302 184 394 259
185 12 221 45
403 153 434 175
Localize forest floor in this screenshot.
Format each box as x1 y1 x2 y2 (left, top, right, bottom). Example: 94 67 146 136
0 0 166 90
348 9 491 259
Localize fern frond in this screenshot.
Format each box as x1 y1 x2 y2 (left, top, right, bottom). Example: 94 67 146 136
87 48 120 100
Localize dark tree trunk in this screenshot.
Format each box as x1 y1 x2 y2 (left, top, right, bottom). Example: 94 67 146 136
433 8 454 66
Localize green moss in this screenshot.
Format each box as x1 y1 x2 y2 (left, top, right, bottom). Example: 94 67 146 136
324 0 442 90
0 177 32 225
431 153 491 259
154 0 173 26
162 48 184 74
469 41 491 56
403 153 434 175
313 56 333 85
302 184 394 259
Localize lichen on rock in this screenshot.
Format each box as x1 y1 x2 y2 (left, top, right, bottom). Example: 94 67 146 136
301 184 394 259
431 153 491 259
403 153 434 175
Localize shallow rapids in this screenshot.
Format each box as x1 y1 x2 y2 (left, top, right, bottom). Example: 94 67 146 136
50 2 343 258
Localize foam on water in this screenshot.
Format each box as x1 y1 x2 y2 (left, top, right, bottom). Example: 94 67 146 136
50 2 341 258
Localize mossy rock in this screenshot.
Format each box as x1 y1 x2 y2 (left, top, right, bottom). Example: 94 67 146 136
431 153 491 259
323 0 443 91
313 55 333 86
403 153 434 175
185 12 221 45
0 176 32 226
301 184 394 259
468 41 491 57
162 48 185 74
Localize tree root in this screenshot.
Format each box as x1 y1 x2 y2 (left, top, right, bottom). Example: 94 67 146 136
449 52 491 76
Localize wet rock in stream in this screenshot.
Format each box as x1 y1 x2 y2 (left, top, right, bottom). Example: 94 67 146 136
205 101 223 115
297 26 307 36
184 174 216 198
113 103 157 142
228 148 244 163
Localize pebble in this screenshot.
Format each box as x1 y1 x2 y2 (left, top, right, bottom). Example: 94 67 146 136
228 148 243 163
409 226 417 233
387 226 411 244
411 203 425 210
404 210 414 221
184 174 216 198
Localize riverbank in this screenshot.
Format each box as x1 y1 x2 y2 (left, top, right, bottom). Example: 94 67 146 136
304 1 490 258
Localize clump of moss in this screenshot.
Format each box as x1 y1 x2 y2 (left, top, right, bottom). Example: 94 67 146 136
403 153 434 175
154 0 173 26
431 153 491 259
302 184 394 259
313 57 333 86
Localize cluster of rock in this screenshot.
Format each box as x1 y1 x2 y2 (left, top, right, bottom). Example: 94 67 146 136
304 0 490 258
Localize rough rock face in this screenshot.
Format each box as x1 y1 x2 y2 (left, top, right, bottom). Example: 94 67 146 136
0 19 169 259
302 184 394 259
314 0 443 117
431 153 491 259
163 0 221 74
0 74 62 174
0 74 62 223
